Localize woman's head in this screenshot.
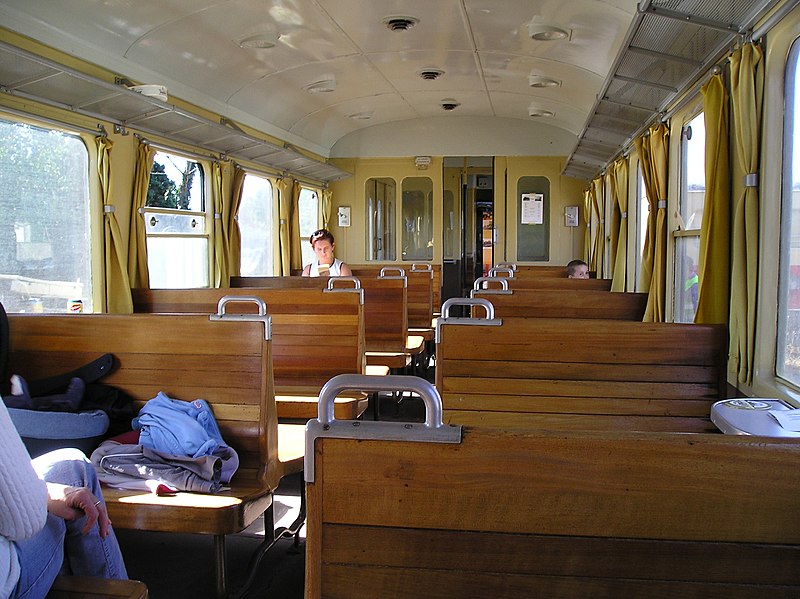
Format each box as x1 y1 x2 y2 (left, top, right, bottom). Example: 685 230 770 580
310 229 336 264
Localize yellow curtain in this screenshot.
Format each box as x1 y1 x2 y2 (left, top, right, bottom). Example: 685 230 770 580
695 72 730 325
226 166 246 279
635 135 657 294
607 169 621 280
591 177 604 275
127 142 155 289
211 162 227 287
582 189 592 263
321 188 332 228
643 123 669 322
610 157 629 292
290 181 304 272
276 177 292 276
729 43 764 385
97 137 133 313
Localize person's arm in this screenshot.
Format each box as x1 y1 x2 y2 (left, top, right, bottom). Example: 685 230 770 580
339 262 352 276
301 264 311 276
0 402 48 541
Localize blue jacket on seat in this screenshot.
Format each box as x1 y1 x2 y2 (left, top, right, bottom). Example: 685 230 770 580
133 392 239 482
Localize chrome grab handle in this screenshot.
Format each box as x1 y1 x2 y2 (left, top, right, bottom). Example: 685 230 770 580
327 276 361 290
209 295 271 340
441 297 495 320
488 266 514 278
214 295 266 316
305 374 461 482
495 262 517 271
473 276 509 291
379 266 406 278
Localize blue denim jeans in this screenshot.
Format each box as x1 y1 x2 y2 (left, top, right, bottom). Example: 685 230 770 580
12 448 128 599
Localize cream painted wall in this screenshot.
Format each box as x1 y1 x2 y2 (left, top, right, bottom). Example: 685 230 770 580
329 155 587 267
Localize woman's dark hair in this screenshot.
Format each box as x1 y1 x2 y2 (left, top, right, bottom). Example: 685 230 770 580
310 228 334 245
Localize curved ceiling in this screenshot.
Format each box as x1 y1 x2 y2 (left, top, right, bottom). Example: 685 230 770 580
0 0 636 159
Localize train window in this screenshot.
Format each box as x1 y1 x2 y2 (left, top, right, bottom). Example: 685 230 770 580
238 174 275 276
517 176 550 261
0 119 92 313
298 187 319 268
365 177 396 261
443 189 456 259
777 39 800 386
144 152 207 288
402 177 433 261
635 163 649 291
674 113 705 323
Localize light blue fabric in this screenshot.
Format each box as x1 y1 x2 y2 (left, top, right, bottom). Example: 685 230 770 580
134 392 228 459
8 409 109 440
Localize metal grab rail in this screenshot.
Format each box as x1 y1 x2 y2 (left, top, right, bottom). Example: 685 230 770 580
305 374 461 482
209 296 271 340
436 298 502 343
473 276 509 291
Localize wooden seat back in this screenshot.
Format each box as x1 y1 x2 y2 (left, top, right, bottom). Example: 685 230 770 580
349 264 434 329
7 313 282 488
306 424 800 598
436 314 727 432
471 288 648 320
131 287 365 395
230 275 408 355
481 276 612 291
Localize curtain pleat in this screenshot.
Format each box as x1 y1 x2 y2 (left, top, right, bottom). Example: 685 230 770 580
211 162 227 287
608 168 621 282
610 157 629 292
321 189 332 229
729 43 764 385
276 178 292 276
127 142 154 289
97 137 133 313
695 72 731 325
582 189 592 263
591 177 604 276
226 166 246 279
643 123 670 322
290 181 304 272
635 136 657 294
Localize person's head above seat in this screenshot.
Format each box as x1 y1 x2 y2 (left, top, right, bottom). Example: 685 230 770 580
310 228 336 264
566 259 589 279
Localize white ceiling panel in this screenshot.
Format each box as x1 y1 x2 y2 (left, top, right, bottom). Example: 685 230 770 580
0 0 782 180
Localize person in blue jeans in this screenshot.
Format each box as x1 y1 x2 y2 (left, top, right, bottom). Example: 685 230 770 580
0 400 127 599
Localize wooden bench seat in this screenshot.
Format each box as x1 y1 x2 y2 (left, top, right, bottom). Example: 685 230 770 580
231 275 422 374
471 287 648 320
304 376 800 599
7 313 303 597
132 287 367 420
436 302 727 433
476 274 612 291
48 576 148 598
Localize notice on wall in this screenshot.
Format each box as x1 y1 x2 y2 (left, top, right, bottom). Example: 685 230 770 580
521 193 544 225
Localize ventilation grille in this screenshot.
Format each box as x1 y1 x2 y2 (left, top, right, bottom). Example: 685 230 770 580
418 69 444 81
383 16 419 32
563 0 779 180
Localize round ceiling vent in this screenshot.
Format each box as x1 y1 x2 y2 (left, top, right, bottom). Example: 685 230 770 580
418 68 444 81
383 16 419 31
441 98 460 111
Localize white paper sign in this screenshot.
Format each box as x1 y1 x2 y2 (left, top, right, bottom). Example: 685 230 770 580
521 193 544 225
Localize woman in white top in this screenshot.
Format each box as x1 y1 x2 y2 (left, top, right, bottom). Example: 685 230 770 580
0 399 127 598
301 229 353 277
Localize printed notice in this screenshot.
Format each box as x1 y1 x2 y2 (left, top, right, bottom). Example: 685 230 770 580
521 193 544 225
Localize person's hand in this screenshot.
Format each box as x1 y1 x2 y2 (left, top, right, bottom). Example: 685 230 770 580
46 483 111 537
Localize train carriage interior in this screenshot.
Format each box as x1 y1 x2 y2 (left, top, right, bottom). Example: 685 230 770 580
1 0 800 597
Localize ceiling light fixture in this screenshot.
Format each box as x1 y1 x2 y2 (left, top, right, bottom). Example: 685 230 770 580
238 32 280 49
528 23 570 41
528 106 555 117
304 78 337 93
528 74 561 88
